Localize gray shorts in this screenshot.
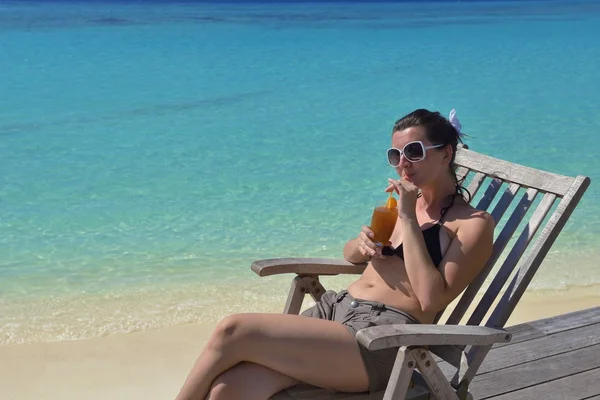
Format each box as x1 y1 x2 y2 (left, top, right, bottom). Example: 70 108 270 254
301 290 420 393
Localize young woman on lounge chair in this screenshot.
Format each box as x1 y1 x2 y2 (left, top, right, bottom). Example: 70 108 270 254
175 109 495 400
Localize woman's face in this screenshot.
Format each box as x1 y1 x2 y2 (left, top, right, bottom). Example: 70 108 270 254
390 125 449 187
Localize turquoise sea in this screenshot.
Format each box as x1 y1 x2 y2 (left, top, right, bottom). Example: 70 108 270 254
1 0 599 344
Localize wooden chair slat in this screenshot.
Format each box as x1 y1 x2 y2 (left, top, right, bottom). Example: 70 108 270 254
446 187 538 325
455 147 575 196
468 192 556 326
456 166 470 184
475 177 504 212
466 172 486 199
487 176 590 328
489 183 521 224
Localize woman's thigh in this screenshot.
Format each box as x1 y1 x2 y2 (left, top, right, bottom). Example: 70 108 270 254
217 313 370 392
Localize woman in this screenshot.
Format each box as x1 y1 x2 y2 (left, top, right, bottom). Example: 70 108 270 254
175 109 495 400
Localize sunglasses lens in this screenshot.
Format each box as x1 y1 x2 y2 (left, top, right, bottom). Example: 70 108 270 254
404 142 424 162
387 149 401 166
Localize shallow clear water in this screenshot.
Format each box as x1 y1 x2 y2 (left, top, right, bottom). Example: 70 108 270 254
1 0 599 343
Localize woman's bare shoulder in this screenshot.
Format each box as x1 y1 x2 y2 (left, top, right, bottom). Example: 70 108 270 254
452 199 495 230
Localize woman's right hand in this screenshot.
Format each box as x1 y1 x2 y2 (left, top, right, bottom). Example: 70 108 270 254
356 226 385 258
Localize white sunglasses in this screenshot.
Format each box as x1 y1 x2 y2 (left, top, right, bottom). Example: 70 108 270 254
387 141 444 166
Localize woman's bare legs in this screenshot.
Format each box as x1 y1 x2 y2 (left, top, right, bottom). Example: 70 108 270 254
206 362 298 400
175 313 370 400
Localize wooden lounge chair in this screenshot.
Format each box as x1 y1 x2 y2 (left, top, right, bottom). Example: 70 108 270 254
251 146 591 400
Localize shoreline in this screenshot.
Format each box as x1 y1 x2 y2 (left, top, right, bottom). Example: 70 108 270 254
1 285 598 399
3 250 600 345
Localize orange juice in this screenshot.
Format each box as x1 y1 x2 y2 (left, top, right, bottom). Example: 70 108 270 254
370 205 398 244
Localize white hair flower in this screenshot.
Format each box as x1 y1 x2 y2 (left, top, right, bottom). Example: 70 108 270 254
448 108 463 136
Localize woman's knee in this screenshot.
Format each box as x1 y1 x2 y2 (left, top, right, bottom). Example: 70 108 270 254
208 314 253 351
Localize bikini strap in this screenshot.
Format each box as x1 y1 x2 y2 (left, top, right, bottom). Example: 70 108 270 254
439 191 458 224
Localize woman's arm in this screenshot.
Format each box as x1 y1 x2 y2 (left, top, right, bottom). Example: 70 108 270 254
401 210 495 313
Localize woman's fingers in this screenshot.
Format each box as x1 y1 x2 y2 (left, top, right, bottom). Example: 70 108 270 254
358 227 377 256
387 178 419 196
391 177 418 192
387 178 403 194
358 242 374 256
357 227 387 258
361 240 377 256
358 243 367 256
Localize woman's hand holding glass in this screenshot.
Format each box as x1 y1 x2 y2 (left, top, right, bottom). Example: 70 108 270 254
356 225 387 258
357 192 399 259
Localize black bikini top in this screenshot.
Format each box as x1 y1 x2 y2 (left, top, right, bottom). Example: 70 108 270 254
381 222 444 267
381 193 459 267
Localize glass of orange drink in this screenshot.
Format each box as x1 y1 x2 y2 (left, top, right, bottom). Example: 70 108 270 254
369 193 398 246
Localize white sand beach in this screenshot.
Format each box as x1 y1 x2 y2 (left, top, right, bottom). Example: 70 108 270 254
1 285 598 400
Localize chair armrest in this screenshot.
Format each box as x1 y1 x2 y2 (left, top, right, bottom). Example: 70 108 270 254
356 324 512 351
251 258 367 277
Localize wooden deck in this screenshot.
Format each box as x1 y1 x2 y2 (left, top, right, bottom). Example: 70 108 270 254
466 306 600 399
275 306 600 400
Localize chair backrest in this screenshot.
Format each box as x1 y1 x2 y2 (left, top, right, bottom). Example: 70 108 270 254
434 146 591 329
